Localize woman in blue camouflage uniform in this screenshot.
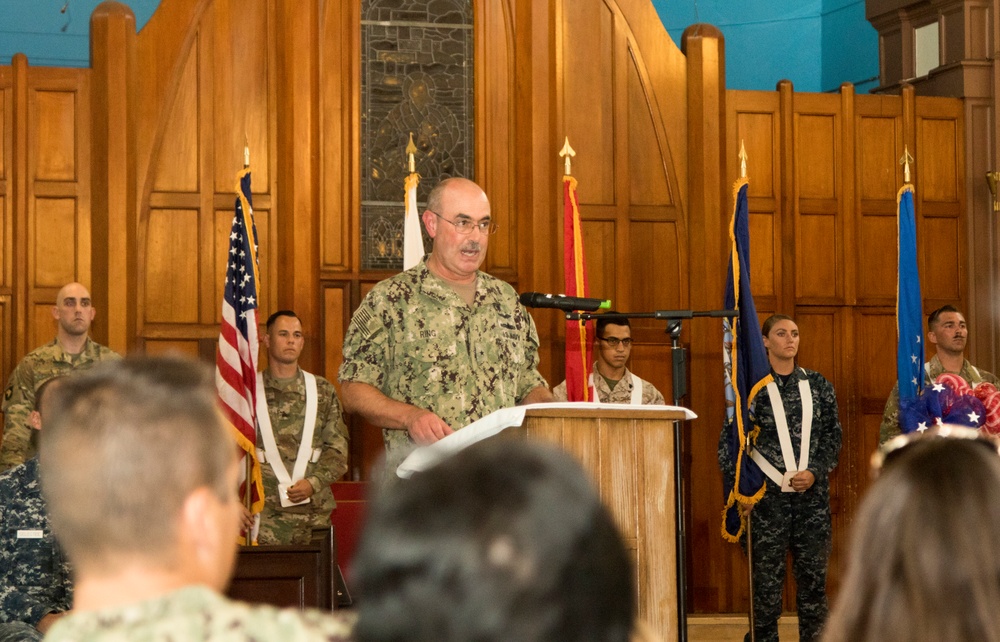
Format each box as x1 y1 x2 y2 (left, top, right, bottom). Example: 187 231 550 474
744 314 842 642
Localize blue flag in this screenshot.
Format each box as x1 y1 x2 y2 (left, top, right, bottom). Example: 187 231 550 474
721 178 773 542
896 184 924 431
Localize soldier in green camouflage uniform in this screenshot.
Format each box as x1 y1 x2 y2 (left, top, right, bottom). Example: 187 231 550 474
720 315 841 642
256 311 349 545
552 314 666 404
339 178 551 479
879 305 997 443
1 283 120 471
41 357 355 642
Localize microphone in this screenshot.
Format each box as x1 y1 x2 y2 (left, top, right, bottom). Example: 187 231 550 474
519 292 612 312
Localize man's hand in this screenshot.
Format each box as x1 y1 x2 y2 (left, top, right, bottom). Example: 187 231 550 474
240 506 254 533
36 611 67 633
286 479 315 503
404 407 454 445
789 470 815 492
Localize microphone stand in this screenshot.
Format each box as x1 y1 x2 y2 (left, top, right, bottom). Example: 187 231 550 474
567 308 733 642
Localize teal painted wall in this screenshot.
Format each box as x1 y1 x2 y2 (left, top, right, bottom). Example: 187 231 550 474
653 0 878 93
0 0 158 68
1 0 878 92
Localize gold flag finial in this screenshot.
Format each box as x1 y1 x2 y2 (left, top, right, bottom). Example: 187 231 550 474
559 137 576 176
739 140 748 179
244 135 250 168
406 132 417 174
899 146 914 184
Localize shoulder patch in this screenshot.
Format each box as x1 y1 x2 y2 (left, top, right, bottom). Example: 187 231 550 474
355 306 374 340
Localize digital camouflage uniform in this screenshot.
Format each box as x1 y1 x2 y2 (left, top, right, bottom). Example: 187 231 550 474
552 364 666 404
44 585 355 642
719 368 841 642
339 259 547 477
879 354 998 444
1 338 120 471
257 370 349 545
0 458 72 642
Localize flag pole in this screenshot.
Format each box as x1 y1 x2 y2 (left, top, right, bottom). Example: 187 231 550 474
739 139 756 642
242 137 253 547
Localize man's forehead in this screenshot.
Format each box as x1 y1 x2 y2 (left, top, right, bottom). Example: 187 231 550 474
271 316 302 332
601 323 631 337
57 283 91 304
936 312 966 325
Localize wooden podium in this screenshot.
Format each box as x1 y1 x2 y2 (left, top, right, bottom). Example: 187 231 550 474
509 407 688 640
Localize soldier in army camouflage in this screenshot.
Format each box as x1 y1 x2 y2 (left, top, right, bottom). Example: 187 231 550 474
340 178 552 479
721 314 841 642
1 282 120 471
40 356 354 642
0 378 71 642
256 310 349 545
552 313 666 404
879 305 998 444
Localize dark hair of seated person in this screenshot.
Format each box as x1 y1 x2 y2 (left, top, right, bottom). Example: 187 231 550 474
352 438 636 642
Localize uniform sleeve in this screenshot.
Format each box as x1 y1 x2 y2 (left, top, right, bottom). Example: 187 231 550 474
306 382 350 493
879 382 902 445
551 380 568 401
513 307 548 402
1 361 36 471
645 382 666 405
338 293 390 390
0 491 64 626
810 374 842 478
717 422 736 489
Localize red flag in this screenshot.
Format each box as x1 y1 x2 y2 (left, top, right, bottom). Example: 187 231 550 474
216 167 265 524
562 176 594 401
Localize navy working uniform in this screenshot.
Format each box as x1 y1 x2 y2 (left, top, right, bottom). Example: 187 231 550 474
0 457 72 642
726 367 842 642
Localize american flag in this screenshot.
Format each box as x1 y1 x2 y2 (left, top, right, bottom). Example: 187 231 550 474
216 167 264 517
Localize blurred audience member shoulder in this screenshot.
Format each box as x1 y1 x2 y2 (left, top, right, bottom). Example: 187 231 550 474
39 355 354 642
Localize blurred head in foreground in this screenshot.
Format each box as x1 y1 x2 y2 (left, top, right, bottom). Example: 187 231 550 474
353 438 635 642
824 427 1000 642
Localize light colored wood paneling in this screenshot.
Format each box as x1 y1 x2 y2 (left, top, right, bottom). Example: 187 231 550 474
581 220 616 304
737 111 777 199
748 212 776 298
857 116 899 200
795 311 836 386
152 39 200 193
858 215 896 299
629 221 681 318
561 0 615 205
796 213 837 299
921 217 962 299
212 0 270 193
628 57 670 207
323 285 346 387
795 113 837 200
33 90 77 181
32 198 77 287
918 118 959 203
30 302 55 354
145 209 200 323
143 340 202 358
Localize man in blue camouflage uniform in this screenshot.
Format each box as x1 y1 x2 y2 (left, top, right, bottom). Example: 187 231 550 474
720 315 841 642
256 310 349 545
0 377 71 642
1 282 120 471
40 357 354 642
340 178 552 479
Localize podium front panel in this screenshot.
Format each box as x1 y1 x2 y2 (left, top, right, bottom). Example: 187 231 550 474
515 408 682 640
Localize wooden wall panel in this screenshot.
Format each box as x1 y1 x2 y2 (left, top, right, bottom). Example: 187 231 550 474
582 219 616 305
30 302 56 354
561 0 616 206
921 217 962 299
145 209 199 323
630 221 682 312
34 91 77 181
151 44 200 193
32 198 78 287
628 58 672 208
143 340 202 358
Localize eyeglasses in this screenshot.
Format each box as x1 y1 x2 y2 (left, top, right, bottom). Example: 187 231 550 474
429 211 498 235
597 337 632 348
871 426 1000 477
